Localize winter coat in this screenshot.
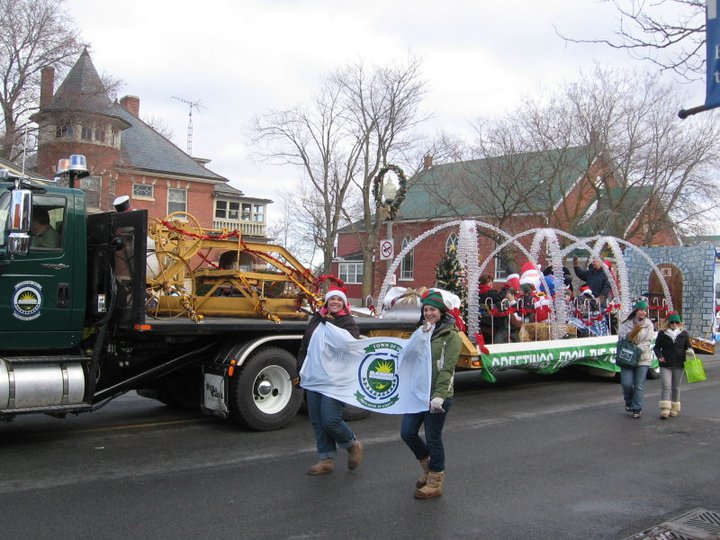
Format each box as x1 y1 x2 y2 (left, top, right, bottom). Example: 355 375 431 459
429 314 462 400
297 309 360 370
653 328 691 368
619 315 655 366
574 265 611 299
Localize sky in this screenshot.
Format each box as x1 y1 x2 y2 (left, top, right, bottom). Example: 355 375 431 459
63 0 705 225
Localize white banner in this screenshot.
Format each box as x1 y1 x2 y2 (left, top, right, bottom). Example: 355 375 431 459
300 322 432 414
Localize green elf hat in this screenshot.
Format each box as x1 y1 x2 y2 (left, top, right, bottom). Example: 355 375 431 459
634 300 648 310
667 312 682 323
421 290 446 311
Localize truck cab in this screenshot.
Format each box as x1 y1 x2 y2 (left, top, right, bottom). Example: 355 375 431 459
0 180 87 350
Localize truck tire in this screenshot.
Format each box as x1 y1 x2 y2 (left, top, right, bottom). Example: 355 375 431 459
229 347 302 431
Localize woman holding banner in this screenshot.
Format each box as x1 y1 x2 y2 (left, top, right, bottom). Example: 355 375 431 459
297 286 363 475
400 289 462 499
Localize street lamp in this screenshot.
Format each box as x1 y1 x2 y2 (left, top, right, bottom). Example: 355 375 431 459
54 154 89 189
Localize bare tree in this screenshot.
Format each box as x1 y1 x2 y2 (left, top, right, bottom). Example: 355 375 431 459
250 57 430 297
560 0 706 80
334 57 430 298
0 0 84 160
250 78 361 274
465 65 720 242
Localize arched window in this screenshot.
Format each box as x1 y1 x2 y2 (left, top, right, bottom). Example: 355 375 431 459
400 236 414 280
445 233 458 253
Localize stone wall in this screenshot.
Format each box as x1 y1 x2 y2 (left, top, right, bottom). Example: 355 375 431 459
625 243 716 337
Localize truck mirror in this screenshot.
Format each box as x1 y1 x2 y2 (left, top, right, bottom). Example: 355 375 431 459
8 188 31 255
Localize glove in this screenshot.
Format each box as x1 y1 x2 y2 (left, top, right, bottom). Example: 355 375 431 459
429 397 445 414
291 376 301 388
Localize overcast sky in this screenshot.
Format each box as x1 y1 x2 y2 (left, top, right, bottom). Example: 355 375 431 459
64 0 705 224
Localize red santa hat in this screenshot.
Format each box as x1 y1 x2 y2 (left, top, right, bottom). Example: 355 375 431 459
325 286 349 305
506 274 521 291
580 285 593 296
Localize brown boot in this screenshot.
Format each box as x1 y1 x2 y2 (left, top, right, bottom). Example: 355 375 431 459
659 400 671 419
347 440 363 470
306 458 334 475
414 471 445 499
669 401 681 417
416 457 430 489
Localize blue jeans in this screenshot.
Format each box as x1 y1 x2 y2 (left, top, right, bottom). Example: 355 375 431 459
306 390 355 459
620 366 649 412
400 398 453 472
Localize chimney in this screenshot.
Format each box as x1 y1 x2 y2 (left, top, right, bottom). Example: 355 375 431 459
120 95 140 117
423 154 433 170
40 66 55 108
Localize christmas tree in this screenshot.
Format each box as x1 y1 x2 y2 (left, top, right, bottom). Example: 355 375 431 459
435 245 467 318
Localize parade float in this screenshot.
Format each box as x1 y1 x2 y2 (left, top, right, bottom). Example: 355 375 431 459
373 220 717 382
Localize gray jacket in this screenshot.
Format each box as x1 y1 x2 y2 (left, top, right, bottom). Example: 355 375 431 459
619 316 655 366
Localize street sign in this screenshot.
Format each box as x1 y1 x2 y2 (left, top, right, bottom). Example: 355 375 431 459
379 239 394 260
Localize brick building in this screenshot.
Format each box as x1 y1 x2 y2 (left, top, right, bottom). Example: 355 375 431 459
31 49 270 238
334 147 680 302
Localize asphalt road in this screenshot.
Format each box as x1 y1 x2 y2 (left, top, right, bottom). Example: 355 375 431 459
1 356 719 540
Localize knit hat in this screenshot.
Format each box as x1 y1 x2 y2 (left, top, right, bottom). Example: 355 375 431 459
580 285 592 296
506 274 521 291
325 286 348 306
667 312 682 323
421 290 446 311
634 300 648 310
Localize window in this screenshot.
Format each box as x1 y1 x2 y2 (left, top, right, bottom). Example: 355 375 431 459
95 128 105 143
168 188 187 214
30 195 66 250
253 204 265 223
56 125 74 139
80 176 102 209
241 203 252 221
339 262 363 284
215 200 240 220
400 236 414 280
132 184 154 200
81 126 93 140
445 233 458 253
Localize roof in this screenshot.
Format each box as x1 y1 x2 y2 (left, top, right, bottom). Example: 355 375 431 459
35 49 226 183
40 49 129 126
398 146 594 220
573 186 651 238
114 104 226 182
0 156 48 181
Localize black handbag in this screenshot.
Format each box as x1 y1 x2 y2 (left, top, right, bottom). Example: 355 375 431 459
615 338 641 369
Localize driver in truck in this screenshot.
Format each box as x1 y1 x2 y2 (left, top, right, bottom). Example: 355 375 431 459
30 208 60 248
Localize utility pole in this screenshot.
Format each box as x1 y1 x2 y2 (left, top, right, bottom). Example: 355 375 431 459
171 96 206 155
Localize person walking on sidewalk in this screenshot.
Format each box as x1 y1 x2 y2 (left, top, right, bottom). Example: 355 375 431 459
400 289 461 499
619 300 656 418
653 312 691 419
297 285 364 475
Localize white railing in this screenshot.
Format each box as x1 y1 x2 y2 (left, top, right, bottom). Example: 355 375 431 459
212 218 266 238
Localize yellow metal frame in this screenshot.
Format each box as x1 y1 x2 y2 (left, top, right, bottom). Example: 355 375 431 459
145 212 321 322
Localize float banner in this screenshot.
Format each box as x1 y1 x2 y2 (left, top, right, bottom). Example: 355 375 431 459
300 322 432 414
483 338 617 375
706 0 720 109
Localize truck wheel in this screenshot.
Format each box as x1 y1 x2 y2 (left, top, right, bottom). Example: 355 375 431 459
229 347 302 431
